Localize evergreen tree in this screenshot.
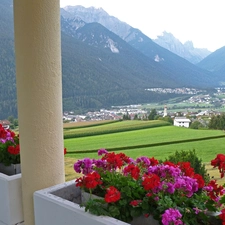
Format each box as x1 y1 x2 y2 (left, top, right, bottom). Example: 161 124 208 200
148 108 157 120
190 121 204 129
208 113 225 130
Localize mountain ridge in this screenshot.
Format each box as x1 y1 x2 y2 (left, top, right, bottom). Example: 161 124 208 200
153 31 211 64
61 5 220 88
62 6 212 64
0 1 224 119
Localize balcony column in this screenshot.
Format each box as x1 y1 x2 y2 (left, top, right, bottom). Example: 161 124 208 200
13 0 65 225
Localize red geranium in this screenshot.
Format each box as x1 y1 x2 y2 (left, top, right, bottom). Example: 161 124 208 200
0 124 8 139
142 173 160 191
0 125 20 166
102 152 130 170
104 186 121 203
149 157 159 166
7 145 20 155
123 164 140 180
76 172 102 189
178 162 195 177
219 209 225 224
211 154 225 178
130 200 142 207
207 180 224 201
193 174 205 189
163 161 177 167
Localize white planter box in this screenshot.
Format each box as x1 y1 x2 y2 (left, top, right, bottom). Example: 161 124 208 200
34 180 130 225
0 173 23 225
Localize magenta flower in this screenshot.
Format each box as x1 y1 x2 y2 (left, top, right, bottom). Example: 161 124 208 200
98 148 108 156
93 159 107 169
136 156 150 167
162 208 183 225
74 158 93 175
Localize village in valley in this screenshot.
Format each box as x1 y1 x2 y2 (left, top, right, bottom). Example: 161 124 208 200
62 87 225 128
1 87 224 129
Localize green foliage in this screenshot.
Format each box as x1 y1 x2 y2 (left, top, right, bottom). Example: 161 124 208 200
158 116 173 124
122 112 131 120
85 199 111 216
7 115 18 129
148 108 157 120
165 149 210 183
208 113 225 130
0 140 19 166
190 121 204 129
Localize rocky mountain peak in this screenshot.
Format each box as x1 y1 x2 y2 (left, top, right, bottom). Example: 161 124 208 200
154 31 211 64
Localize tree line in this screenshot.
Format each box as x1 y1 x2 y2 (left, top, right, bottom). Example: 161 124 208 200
208 113 225 130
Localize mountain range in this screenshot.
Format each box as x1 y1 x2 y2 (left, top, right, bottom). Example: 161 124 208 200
0 1 225 119
153 31 211 64
61 6 212 64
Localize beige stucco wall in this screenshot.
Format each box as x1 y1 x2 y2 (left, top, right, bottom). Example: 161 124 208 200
13 0 65 224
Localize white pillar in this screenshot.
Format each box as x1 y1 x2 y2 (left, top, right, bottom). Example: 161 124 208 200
13 1 65 224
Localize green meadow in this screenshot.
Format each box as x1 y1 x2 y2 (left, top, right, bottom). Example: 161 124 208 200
63 120 170 138
64 120 225 162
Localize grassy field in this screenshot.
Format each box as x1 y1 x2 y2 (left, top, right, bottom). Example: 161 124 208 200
66 137 225 162
64 125 225 152
63 120 170 138
63 120 114 128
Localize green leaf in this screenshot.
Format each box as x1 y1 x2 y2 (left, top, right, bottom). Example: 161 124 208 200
130 208 142 218
220 195 225 204
121 186 132 197
108 205 120 217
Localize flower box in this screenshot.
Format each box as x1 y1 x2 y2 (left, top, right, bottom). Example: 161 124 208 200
0 172 23 225
0 163 21 176
81 191 159 225
33 180 130 225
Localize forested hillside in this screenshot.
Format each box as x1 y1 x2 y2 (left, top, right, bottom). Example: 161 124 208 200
61 32 178 112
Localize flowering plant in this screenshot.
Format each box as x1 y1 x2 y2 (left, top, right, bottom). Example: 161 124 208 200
211 154 225 178
0 124 20 166
74 149 225 225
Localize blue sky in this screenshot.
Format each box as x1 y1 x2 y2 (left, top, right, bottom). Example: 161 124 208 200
60 0 225 52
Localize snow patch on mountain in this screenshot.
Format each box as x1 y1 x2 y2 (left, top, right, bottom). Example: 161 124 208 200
106 39 119 53
154 55 164 62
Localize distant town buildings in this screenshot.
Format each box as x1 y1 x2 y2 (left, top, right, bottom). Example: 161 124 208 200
145 87 203 95
62 87 225 126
